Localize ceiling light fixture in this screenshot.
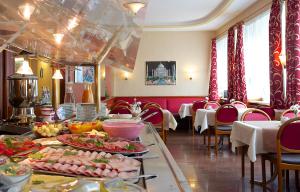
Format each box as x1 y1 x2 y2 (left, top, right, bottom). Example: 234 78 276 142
18 3 35 21
16 60 34 75
53 33 64 45
67 16 79 31
52 69 63 79
124 2 145 15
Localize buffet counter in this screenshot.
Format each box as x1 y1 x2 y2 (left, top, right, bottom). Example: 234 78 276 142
140 123 191 192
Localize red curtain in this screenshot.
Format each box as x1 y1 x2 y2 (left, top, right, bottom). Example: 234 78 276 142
286 0 300 106
227 27 235 100
269 0 285 109
208 38 219 101
234 23 247 103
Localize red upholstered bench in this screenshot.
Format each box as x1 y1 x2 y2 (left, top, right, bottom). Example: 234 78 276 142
112 96 206 116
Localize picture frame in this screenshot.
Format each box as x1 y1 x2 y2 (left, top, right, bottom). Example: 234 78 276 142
145 61 176 85
75 66 95 83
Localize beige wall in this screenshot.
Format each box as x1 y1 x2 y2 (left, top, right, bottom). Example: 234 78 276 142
216 0 272 37
114 31 215 96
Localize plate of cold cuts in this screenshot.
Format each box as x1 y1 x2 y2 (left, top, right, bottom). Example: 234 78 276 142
22 147 141 182
56 134 149 155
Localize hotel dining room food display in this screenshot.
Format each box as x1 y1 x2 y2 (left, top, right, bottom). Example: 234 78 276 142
56 134 149 155
22 147 141 179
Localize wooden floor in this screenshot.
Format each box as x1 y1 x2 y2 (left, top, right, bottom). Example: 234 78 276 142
166 129 299 192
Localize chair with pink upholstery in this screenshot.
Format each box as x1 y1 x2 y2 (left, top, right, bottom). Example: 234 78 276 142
213 104 238 155
241 108 271 121
231 101 247 109
192 100 207 136
204 101 221 110
143 102 161 110
261 117 300 191
109 106 132 114
111 101 131 109
281 109 300 119
141 105 166 142
257 105 276 120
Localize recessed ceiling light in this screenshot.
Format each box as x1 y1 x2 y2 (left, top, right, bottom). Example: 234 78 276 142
53 33 64 45
67 16 79 31
124 2 145 15
18 3 35 21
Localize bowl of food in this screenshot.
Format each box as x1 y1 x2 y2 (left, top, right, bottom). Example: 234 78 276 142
68 120 102 134
102 120 145 139
0 163 32 188
33 122 65 138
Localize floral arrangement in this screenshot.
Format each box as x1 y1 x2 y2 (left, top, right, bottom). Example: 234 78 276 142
290 104 300 117
230 99 235 103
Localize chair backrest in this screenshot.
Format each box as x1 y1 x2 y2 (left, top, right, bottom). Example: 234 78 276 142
141 105 164 125
277 117 300 154
204 101 220 110
215 104 238 124
109 106 132 114
231 101 247 109
192 100 206 112
143 102 161 110
140 101 150 109
241 108 271 121
112 102 131 109
281 109 300 119
257 106 276 120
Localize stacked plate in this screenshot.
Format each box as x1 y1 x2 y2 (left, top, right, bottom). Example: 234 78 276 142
57 103 75 120
76 103 97 121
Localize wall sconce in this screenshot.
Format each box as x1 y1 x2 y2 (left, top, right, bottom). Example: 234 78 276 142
102 71 106 80
279 52 286 68
124 72 129 80
52 69 63 79
188 70 193 80
124 2 146 15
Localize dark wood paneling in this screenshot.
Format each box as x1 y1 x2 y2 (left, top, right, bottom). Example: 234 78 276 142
0 51 15 119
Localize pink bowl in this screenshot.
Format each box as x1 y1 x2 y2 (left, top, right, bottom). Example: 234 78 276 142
102 122 145 139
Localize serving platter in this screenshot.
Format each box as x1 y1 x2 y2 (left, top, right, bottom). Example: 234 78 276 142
56 134 149 155
21 147 142 183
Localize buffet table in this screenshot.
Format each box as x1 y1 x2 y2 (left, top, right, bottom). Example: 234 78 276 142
0 123 190 192
141 123 191 191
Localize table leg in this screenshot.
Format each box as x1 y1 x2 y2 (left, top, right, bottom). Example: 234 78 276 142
250 161 254 186
241 146 245 178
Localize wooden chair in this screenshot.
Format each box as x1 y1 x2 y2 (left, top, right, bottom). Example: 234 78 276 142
204 101 221 110
257 105 276 120
191 100 207 137
231 101 247 109
109 106 132 114
142 102 161 110
111 101 131 109
261 118 300 191
281 109 300 119
241 108 271 121
141 105 166 142
213 104 238 155
276 117 300 192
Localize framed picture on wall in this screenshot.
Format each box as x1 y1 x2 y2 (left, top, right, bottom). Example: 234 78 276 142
145 61 176 85
75 66 94 83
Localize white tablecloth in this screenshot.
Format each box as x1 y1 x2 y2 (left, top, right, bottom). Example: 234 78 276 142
162 110 177 131
230 121 281 162
194 108 247 133
178 103 193 118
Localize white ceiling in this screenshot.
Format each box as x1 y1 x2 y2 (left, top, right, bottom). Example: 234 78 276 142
142 0 258 31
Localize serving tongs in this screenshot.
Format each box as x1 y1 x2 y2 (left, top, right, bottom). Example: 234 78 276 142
133 109 149 120
138 112 158 123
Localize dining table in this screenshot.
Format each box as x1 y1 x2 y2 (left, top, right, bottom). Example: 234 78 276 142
162 109 178 130
178 103 193 119
193 108 248 133
230 120 282 185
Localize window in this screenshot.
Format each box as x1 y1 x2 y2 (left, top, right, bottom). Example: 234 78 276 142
216 35 228 97
244 10 270 102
